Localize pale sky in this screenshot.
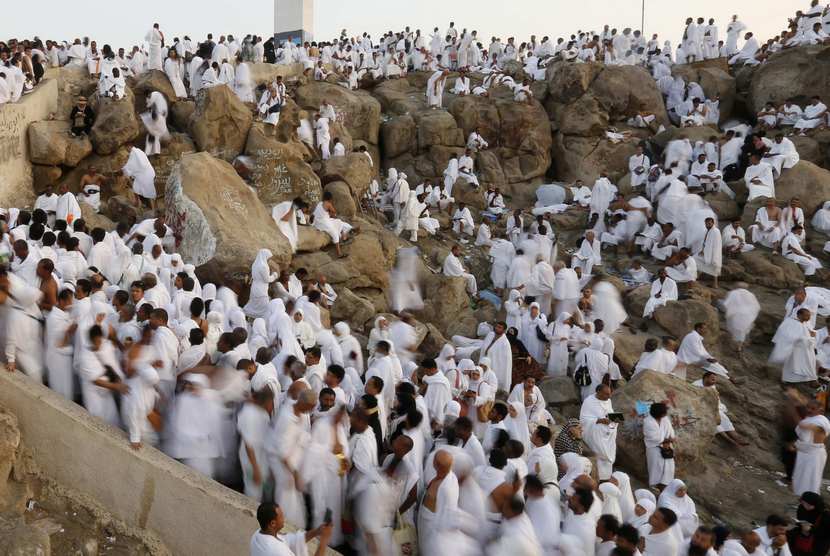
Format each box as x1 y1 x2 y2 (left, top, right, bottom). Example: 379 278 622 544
5 0 802 52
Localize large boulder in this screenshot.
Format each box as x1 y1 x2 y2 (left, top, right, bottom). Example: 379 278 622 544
371 77 428 115
80 203 116 232
148 132 196 192
653 299 720 339
49 65 99 123
546 62 670 133
552 134 639 184
32 165 62 192
747 45 830 114
243 125 322 206
293 82 381 144
380 114 417 159
720 250 806 289
449 96 553 185
611 370 719 481
27 121 92 167
331 287 376 331
130 69 179 112
324 181 357 218
297 227 331 252
414 274 476 338
89 90 141 155
775 161 830 216
57 147 132 195
189 85 254 161
320 153 374 199
164 152 292 289
538 376 581 408
416 110 464 150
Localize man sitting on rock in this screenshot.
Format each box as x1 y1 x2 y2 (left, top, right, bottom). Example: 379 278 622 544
443 244 477 296
69 95 95 136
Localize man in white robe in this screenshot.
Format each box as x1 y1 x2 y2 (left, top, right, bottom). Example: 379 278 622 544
744 155 775 201
145 24 165 71
443 245 477 296
426 70 449 109
571 231 601 277
665 249 697 284
780 198 806 242
793 399 830 496
452 203 475 236
478 322 512 392
123 147 157 209
553 261 580 316
643 508 680 556
765 135 800 177
590 175 617 220
771 308 818 384
723 218 754 254
56 183 82 224
418 450 460 555
643 269 678 318
782 226 822 276
45 290 75 400
677 323 728 379
794 97 827 133
422 360 452 427
750 199 783 248
629 146 651 189
580 384 618 480
264 388 316 528
694 218 722 287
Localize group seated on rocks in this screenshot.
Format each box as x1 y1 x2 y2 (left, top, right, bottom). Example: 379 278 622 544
6 4 830 556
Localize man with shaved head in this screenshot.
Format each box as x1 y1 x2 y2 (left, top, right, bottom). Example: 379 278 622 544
264 386 316 528
418 449 460 554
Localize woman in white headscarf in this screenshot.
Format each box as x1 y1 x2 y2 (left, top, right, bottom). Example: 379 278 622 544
248 318 270 358
504 400 531 453
658 479 699 540
546 312 572 376
202 283 217 303
629 498 656 533
217 287 241 330
612 471 637 522
243 249 278 319
292 309 316 349
228 307 248 333
317 329 344 367
519 302 547 364
504 289 524 333
183 264 202 297
437 344 456 374
334 322 364 375
205 303 226 357
599 481 623 522
367 316 391 355
272 201 299 253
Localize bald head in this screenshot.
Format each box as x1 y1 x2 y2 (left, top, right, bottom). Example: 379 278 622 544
434 450 453 477
287 380 309 400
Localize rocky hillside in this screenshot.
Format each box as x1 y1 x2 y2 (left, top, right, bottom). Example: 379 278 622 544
11 45 830 528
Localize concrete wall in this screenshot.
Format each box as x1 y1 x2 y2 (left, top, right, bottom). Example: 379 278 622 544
0 79 58 208
0 372 335 555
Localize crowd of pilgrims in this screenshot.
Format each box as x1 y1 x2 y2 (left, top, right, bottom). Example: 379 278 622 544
4 3 830 556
